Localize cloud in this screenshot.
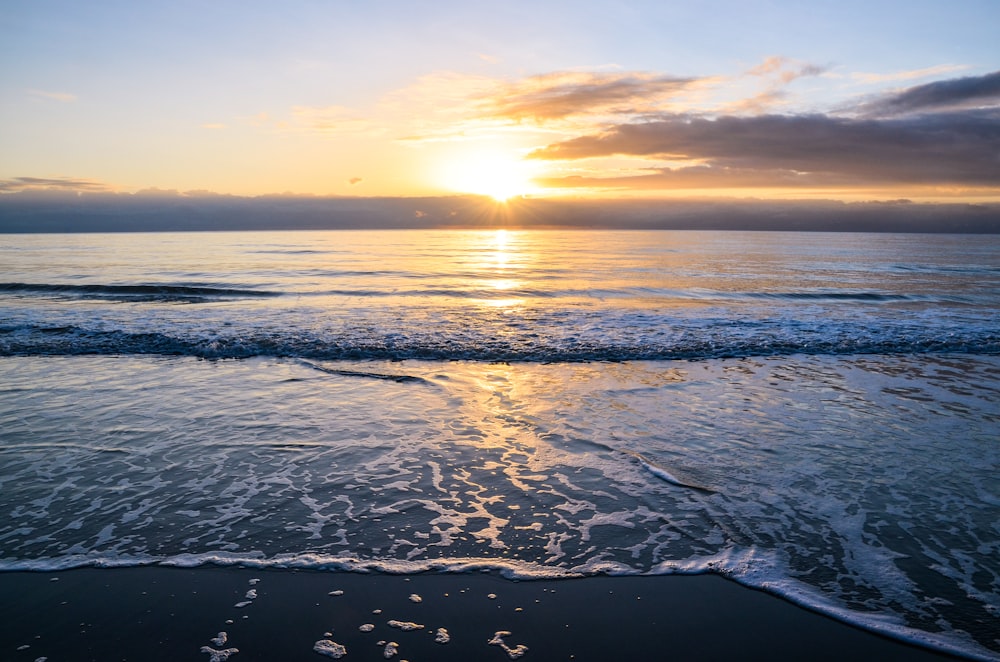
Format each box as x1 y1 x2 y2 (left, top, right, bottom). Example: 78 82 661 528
3 193 996 234
849 64 969 85
317 71 501 144
746 56 787 77
529 109 1000 187
861 70 1000 116
478 71 700 122
27 89 77 103
349 177 363 185
536 166 863 191
134 187 182 197
233 68 711 147
725 89 788 114
0 176 110 193
747 56 826 84
725 56 828 113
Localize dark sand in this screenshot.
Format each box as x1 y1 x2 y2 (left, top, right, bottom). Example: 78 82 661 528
0 567 961 661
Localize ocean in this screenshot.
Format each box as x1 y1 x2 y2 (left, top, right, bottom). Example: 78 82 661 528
1 229 998 659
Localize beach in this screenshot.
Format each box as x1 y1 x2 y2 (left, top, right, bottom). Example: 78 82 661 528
0 567 962 661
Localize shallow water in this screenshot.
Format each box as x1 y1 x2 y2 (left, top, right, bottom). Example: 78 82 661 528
1 354 997 657
1 230 998 658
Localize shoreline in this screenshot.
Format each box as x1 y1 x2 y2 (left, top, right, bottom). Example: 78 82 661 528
0 567 966 661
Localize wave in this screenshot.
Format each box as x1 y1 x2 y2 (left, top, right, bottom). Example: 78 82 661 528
0 282 281 303
302 287 972 304
888 263 1000 275
631 452 716 493
742 291 915 302
249 249 342 255
0 551 989 661
2 323 997 361
1 281 985 306
296 359 430 383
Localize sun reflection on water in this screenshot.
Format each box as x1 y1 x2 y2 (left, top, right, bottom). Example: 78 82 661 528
476 229 527 306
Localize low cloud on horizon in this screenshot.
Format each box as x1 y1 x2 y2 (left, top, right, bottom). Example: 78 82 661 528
1 187 998 235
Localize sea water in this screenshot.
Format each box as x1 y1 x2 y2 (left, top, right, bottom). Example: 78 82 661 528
1 230 998 659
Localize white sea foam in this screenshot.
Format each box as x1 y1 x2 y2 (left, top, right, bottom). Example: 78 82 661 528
200 646 239 661
488 631 529 659
631 453 714 493
313 639 347 658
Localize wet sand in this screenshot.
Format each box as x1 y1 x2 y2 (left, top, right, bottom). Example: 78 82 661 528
0 567 963 661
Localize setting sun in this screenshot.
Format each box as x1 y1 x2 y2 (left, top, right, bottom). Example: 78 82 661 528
437 149 541 202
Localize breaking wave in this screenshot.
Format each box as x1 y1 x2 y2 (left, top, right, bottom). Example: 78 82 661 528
1 321 997 361
0 282 280 303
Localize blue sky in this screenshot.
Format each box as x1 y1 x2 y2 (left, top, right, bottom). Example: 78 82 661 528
1 0 998 199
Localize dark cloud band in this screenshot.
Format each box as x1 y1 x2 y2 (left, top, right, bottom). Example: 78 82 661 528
866 70 1000 116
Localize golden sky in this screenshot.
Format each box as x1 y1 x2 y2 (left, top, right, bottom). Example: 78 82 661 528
2 1 998 202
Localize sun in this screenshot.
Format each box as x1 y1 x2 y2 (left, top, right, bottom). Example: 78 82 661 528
437 149 541 202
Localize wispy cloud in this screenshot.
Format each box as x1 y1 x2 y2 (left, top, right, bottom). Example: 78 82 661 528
373 69 719 146
725 56 828 113
849 64 969 85
478 71 700 122
27 89 77 103
276 72 496 144
747 56 827 84
230 66 742 146
0 176 110 193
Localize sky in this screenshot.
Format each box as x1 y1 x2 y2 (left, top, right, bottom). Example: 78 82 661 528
1 0 999 202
